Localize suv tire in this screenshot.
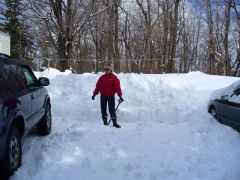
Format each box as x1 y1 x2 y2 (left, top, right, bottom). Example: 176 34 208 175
210 106 217 118
1 126 22 178
37 103 52 136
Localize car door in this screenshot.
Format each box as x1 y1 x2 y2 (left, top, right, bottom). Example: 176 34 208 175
1 64 32 130
226 102 240 123
219 95 240 127
22 66 45 126
227 87 240 123
218 96 229 120
15 65 33 129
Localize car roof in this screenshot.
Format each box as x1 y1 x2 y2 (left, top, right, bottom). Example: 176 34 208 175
0 53 26 66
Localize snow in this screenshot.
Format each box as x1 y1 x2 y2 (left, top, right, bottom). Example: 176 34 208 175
12 69 240 180
34 68 72 79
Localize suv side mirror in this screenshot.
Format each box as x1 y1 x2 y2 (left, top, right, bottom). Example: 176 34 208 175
38 77 50 86
221 95 229 101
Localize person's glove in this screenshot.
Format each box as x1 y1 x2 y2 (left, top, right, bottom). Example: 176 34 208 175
92 95 95 100
118 96 124 103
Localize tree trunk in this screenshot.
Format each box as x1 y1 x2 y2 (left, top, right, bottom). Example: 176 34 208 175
54 0 68 71
205 0 215 75
223 0 231 76
162 0 170 73
168 0 181 73
113 0 120 73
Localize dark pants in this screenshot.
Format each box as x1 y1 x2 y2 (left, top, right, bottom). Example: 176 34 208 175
101 95 116 119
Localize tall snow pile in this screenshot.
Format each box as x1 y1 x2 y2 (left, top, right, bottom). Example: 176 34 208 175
12 69 240 180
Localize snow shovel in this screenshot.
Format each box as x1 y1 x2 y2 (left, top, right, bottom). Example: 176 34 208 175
107 99 123 125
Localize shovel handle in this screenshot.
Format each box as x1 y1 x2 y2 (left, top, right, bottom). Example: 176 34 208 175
107 101 122 125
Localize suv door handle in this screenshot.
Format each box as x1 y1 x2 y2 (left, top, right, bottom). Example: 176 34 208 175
31 94 34 99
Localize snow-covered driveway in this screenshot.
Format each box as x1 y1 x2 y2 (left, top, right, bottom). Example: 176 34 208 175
12 71 240 180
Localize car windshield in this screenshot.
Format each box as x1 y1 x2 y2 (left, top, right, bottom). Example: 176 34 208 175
228 84 240 104
210 80 240 104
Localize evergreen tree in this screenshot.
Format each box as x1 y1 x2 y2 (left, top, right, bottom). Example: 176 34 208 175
0 0 32 62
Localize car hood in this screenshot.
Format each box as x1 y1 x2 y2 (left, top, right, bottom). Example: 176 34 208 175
210 80 240 103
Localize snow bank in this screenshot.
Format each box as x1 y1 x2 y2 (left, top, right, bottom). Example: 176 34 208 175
12 70 240 180
34 68 72 79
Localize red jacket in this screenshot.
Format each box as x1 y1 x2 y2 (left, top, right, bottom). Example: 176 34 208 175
93 72 122 97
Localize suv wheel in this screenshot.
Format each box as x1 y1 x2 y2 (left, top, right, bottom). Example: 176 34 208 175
1 126 22 177
210 106 217 119
37 103 51 136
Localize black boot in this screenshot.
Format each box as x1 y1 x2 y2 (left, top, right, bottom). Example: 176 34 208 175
102 116 108 125
112 118 121 128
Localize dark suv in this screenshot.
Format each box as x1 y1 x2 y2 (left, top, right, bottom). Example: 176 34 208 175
0 54 51 178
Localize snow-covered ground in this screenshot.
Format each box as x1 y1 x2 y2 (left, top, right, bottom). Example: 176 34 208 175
12 69 240 180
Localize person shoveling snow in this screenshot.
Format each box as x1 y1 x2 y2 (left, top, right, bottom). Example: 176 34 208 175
92 63 124 128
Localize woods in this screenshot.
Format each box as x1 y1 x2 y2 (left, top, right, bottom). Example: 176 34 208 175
0 0 240 75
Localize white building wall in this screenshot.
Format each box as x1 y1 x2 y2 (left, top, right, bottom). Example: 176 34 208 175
0 31 10 56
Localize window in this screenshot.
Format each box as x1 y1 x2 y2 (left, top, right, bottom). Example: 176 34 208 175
0 41 2 52
234 88 240 96
228 85 240 104
22 67 38 88
0 64 13 98
16 65 28 91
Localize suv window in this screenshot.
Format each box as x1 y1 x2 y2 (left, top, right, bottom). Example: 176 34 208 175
22 67 38 88
0 64 12 98
0 63 27 98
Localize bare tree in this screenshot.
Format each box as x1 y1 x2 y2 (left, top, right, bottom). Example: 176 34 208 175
28 0 95 71
232 0 240 76
168 0 181 73
8 0 237 76
202 0 216 74
223 0 231 75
